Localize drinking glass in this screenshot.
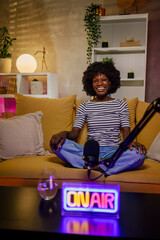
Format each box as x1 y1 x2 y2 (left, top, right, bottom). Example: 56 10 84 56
37 168 58 200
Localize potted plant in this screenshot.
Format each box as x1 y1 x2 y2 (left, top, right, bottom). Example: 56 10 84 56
31 78 43 95
84 3 102 64
103 56 114 63
0 26 16 73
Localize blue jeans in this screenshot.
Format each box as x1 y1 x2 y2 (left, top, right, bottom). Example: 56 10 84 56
51 139 145 175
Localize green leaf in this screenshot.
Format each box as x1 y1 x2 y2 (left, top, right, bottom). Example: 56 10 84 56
84 3 101 63
0 26 16 58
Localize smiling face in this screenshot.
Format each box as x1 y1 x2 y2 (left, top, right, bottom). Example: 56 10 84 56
92 73 111 100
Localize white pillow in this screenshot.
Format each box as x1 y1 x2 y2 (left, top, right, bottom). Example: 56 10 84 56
0 111 50 160
147 132 160 162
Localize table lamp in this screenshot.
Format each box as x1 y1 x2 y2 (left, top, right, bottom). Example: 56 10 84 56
16 54 37 73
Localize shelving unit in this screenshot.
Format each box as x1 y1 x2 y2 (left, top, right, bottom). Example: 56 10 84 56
0 72 58 117
17 72 58 98
93 46 145 54
92 13 148 101
0 72 58 98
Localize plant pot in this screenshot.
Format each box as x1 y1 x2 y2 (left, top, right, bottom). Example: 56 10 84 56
31 81 43 95
0 58 11 73
96 7 106 16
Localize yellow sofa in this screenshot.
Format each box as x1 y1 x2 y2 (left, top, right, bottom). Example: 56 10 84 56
0 94 160 193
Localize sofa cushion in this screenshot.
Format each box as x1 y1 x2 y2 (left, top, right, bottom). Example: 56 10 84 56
147 132 160 162
0 112 49 160
74 99 88 146
15 94 76 152
0 155 105 182
104 159 160 193
136 101 160 150
0 156 159 193
106 159 160 185
125 97 138 131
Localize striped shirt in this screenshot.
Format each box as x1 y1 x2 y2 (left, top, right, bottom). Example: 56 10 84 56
73 99 130 146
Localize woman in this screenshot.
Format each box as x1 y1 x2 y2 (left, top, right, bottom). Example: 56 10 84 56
50 61 146 175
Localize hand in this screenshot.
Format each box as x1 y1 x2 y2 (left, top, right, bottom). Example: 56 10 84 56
50 131 67 152
129 142 147 155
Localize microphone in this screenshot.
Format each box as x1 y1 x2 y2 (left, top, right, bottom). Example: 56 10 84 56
82 139 99 168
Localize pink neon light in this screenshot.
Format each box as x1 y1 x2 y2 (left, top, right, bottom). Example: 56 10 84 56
0 98 16 118
0 98 5 117
5 98 16 113
62 182 120 218
90 192 115 209
67 191 115 210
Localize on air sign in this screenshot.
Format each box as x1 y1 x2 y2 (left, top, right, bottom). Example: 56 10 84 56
61 182 120 218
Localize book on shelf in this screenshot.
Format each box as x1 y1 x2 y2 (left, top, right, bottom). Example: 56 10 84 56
7 78 17 94
120 40 140 47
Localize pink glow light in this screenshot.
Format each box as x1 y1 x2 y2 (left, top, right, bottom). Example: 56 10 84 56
0 98 5 117
0 98 16 118
4 98 16 113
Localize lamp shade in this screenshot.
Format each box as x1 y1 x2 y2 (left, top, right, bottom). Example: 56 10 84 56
16 54 37 73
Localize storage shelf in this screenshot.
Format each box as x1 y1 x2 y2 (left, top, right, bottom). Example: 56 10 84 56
0 73 17 76
0 72 58 98
120 79 144 87
0 94 15 98
92 13 148 101
22 94 54 98
0 72 58 117
17 72 51 76
121 78 144 81
93 46 145 54
100 14 148 24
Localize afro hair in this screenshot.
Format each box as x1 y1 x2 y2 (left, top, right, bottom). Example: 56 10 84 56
82 61 120 96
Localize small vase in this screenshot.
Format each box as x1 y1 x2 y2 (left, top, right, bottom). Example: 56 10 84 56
31 81 43 95
0 58 11 73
